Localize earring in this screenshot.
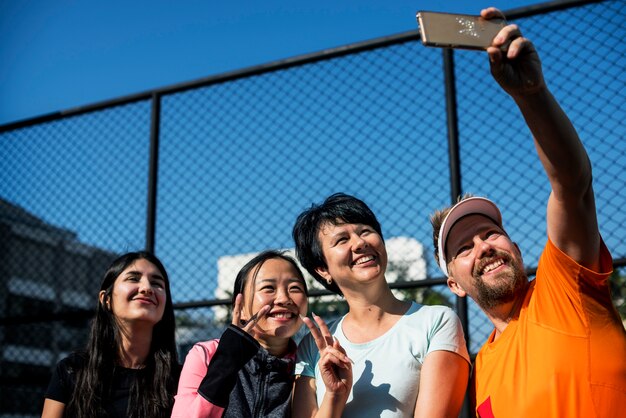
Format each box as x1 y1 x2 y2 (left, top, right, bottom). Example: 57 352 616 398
326 278 333 285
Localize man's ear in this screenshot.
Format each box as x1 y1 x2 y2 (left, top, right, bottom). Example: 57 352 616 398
447 276 467 298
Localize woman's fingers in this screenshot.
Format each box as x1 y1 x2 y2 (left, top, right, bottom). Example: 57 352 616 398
302 313 335 350
302 313 354 364
312 312 335 347
231 293 243 326
301 319 354 395
232 293 272 333
319 344 353 394
302 315 327 350
320 345 353 369
333 337 354 364
232 293 270 330
242 304 271 332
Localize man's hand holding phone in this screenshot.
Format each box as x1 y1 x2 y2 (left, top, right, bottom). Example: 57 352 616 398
479 7 545 97
418 7 545 98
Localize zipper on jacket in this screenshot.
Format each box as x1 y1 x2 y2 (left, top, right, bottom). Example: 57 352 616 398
252 359 271 417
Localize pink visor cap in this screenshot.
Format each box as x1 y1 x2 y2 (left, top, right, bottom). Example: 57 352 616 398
437 197 502 276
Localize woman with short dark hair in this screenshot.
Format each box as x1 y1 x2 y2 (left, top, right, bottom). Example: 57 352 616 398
292 193 470 418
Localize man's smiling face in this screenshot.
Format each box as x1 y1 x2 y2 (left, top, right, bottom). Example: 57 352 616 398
445 214 526 310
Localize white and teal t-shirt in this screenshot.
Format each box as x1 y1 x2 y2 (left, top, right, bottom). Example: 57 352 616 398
295 302 469 418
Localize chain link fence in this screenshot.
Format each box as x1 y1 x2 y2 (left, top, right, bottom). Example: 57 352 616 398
1 1 624 416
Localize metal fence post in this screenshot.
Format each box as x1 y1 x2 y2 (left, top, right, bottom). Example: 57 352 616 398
146 92 161 253
442 47 471 418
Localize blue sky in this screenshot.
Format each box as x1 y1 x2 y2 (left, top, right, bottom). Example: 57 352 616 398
0 0 544 126
1 1 623 352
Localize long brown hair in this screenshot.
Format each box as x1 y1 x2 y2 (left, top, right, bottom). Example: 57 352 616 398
66 251 178 418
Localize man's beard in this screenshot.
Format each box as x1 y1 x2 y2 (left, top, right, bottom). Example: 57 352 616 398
471 250 526 310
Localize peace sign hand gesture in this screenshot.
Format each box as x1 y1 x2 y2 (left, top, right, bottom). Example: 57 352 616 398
231 293 271 337
302 313 353 398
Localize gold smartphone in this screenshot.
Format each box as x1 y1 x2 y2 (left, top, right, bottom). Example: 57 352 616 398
416 11 506 50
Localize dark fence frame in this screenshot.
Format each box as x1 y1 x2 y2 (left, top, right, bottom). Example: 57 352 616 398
0 1 622 416
1 0 620 340
0 0 621 344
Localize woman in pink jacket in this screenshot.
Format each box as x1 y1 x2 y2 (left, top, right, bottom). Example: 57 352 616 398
172 250 308 418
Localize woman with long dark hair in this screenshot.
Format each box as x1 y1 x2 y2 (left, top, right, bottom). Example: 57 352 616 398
42 251 179 418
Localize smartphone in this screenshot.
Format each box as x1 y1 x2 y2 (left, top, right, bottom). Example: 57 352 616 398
416 11 506 50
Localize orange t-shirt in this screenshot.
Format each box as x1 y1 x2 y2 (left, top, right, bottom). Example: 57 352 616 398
473 238 626 418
